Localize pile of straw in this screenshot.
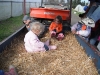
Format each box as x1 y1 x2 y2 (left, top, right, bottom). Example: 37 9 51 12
0 31 98 75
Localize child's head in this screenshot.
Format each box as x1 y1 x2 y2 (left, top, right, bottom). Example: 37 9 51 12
54 15 62 24
23 15 31 25
30 22 45 36
79 13 86 19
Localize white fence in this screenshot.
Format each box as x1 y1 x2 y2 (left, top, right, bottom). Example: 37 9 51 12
0 1 41 21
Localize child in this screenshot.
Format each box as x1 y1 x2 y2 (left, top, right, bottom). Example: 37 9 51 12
0 65 18 75
49 15 64 40
24 22 57 52
23 15 31 31
23 15 47 38
71 22 91 41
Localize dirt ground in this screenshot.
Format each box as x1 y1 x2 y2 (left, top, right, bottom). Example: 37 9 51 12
0 7 98 75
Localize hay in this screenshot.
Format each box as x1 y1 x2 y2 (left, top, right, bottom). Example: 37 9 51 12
0 31 98 75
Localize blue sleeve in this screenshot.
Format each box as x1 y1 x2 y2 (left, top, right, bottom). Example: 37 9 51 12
44 44 49 51
0 70 4 75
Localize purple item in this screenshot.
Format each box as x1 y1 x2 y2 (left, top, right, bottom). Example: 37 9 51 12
98 36 100 41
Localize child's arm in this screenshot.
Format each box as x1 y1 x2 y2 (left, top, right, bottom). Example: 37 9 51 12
76 30 90 37
49 22 56 31
29 37 45 51
56 24 62 33
76 26 91 37
71 23 78 31
71 23 79 34
57 24 62 33
29 37 50 51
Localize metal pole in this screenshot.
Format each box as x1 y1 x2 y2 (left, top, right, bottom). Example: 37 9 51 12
23 0 26 15
69 0 72 25
41 0 43 7
29 2 30 13
11 1 12 17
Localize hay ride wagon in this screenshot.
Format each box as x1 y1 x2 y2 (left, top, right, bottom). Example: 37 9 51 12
29 0 100 74
0 0 100 74
30 0 100 73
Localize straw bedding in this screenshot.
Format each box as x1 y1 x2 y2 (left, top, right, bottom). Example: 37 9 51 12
0 31 98 75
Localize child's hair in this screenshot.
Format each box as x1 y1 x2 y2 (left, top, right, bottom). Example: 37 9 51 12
23 15 31 21
54 15 63 23
30 22 45 32
23 15 31 24
79 13 85 18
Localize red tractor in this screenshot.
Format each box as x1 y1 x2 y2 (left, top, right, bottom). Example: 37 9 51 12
29 0 72 28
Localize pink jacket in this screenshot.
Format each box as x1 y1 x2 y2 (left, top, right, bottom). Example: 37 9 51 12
24 31 45 52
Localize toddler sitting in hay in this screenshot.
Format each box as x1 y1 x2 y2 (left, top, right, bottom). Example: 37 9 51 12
24 22 57 52
49 15 64 41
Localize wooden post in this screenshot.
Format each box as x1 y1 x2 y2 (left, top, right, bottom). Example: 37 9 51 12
41 0 43 7
11 1 12 17
69 0 72 25
23 0 26 15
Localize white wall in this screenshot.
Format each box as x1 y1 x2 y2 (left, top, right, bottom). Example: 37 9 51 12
0 2 11 20
0 1 40 21
12 3 23 17
30 3 36 7
26 3 30 14
0 0 11 1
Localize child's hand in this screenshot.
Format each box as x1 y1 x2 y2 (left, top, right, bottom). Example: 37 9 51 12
26 20 31 25
49 45 57 50
50 31 56 37
26 25 30 28
58 33 64 37
51 31 56 34
72 30 76 34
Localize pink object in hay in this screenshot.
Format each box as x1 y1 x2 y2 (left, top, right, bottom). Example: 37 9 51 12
98 36 100 41
4 65 18 75
57 33 64 41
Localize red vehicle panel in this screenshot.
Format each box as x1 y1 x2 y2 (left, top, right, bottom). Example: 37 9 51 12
30 8 70 20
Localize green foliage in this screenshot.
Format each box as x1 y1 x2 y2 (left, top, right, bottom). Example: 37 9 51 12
81 1 85 6
73 9 83 15
72 0 86 8
0 15 24 42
